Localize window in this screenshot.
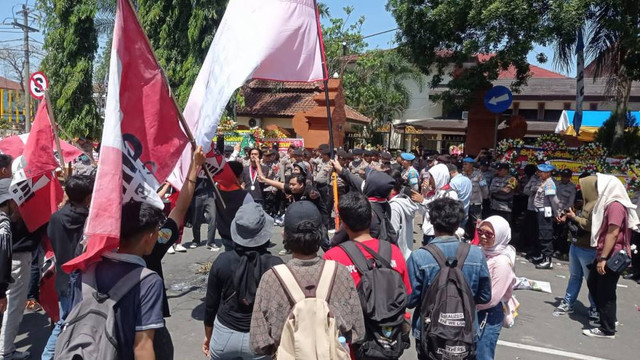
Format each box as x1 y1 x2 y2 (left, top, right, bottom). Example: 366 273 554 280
537 103 545 121
544 110 563 122
519 109 538 120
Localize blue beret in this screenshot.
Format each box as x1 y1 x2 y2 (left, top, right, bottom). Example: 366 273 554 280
400 153 416 161
462 157 475 163
537 163 555 172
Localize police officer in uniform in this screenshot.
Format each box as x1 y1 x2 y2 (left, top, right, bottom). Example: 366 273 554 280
489 163 518 223
314 146 334 227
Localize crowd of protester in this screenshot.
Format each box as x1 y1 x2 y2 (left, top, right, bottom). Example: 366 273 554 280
0 140 638 360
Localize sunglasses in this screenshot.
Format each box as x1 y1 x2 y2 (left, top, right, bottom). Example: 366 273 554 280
477 229 495 239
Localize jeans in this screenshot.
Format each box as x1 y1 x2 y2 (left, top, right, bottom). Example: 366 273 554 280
563 244 596 309
587 262 620 335
0 251 32 356
41 294 72 360
476 304 504 360
209 318 268 360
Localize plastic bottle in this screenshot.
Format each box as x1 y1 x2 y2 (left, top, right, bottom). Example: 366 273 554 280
338 336 349 352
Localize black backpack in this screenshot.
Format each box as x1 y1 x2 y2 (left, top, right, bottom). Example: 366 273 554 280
419 243 476 360
340 240 410 360
371 204 399 245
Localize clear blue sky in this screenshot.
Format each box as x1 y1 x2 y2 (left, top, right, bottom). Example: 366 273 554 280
0 0 44 80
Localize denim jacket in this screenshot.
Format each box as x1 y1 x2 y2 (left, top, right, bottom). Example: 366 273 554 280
406 236 492 338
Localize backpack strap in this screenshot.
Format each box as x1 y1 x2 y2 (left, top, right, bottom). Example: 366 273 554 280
107 267 156 303
454 242 471 270
272 264 306 305
339 241 373 274
315 260 337 302
359 241 393 269
422 244 447 268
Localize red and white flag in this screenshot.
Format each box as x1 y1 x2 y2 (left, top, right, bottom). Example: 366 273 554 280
0 133 84 165
169 0 326 187
9 101 64 232
63 0 189 272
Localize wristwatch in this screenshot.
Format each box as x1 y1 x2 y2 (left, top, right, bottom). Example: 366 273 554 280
598 256 608 261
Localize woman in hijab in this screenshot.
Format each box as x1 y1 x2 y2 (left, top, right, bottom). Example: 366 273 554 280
582 173 639 338
418 163 459 244
475 216 517 360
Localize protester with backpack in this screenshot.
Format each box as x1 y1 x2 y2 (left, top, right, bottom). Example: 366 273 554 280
388 169 426 260
329 160 397 246
476 216 518 360
407 198 491 360
250 201 364 359
324 192 411 360
202 203 282 359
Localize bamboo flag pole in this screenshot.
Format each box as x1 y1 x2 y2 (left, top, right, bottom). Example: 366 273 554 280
44 91 68 181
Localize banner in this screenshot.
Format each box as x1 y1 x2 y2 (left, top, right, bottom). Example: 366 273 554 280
261 138 305 153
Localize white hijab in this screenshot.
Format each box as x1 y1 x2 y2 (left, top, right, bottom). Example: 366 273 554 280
591 173 640 247
428 163 451 190
479 216 516 266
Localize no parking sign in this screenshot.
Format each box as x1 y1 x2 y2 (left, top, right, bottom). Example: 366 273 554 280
29 72 49 100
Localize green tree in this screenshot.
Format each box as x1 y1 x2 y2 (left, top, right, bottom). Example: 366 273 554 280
595 112 640 158
40 0 100 138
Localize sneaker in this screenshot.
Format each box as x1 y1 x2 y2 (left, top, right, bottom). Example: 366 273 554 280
279 249 291 256
2 350 30 360
528 254 544 264
189 242 199 249
167 246 175 254
582 328 614 339
588 309 599 321
535 257 553 269
210 245 221 252
554 301 574 315
174 244 187 252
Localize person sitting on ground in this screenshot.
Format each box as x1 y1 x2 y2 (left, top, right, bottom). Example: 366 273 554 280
250 201 365 356
202 203 282 360
475 216 518 360
406 198 491 359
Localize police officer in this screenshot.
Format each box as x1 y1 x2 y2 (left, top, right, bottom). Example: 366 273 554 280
489 163 518 223
336 150 353 196
350 148 369 179
314 146 334 226
531 163 561 269
553 169 577 259
462 157 487 238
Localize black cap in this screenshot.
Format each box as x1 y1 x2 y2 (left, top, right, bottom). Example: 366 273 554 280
352 148 364 155
479 160 490 167
344 151 354 160
266 149 278 156
380 152 392 160
318 143 329 150
293 162 308 176
560 168 573 177
284 201 322 234
364 150 373 156
371 150 380 156
293 149 304 156
336 149 348 158
320 147 331 155
496 163 510 170
304 150 311 157
224 145 234 154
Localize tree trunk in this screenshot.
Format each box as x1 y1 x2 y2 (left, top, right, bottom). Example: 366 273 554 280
611 76 632 154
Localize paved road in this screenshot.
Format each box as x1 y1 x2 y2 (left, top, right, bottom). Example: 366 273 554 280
15 224 640 360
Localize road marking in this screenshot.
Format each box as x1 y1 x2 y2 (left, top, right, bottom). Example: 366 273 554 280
497 340 611 360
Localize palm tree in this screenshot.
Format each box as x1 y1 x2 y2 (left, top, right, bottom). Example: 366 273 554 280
552 1 640 153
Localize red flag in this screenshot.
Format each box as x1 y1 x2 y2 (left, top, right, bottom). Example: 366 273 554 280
9 101 64 232
0 133 84 164
62 0 189 272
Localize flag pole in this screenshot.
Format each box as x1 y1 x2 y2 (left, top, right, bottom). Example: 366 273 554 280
44 91 68 181
313 0 340 230
123 0 225 208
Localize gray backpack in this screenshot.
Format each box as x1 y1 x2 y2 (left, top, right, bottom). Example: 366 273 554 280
54 264 155 359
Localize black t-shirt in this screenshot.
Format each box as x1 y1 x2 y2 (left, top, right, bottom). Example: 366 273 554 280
144 218 180 318
242 165 268 202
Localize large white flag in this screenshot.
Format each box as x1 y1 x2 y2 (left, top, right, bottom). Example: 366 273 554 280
169 0 326 187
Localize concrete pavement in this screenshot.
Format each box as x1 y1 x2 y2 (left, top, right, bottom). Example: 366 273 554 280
14 224 640 359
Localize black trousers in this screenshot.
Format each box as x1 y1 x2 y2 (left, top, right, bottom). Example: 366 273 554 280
518 210 538 253
553 221 570 255
536 211 554 257
153 326 174 360
631 232 640 276
587 263 620 335
189 194 216 245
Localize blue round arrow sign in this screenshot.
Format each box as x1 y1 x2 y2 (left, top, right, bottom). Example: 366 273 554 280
484 85 513 113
